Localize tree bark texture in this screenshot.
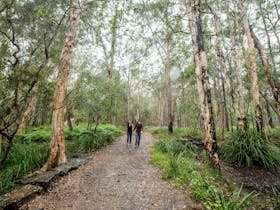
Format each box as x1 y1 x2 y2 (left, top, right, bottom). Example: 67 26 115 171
66 101 73 131
44 4 81 170
238 0 264 133
250 27 280 122
186 0 219 167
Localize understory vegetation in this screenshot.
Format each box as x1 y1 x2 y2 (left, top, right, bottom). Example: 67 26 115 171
220 129 280 168
150 127 280 209
0 124 123 194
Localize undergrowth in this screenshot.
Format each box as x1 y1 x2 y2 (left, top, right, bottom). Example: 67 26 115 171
0 124 122 194
220 129 280 168
151 134 257 209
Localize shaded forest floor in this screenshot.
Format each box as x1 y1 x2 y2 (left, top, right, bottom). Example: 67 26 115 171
221 161 280 192
25 133 201 210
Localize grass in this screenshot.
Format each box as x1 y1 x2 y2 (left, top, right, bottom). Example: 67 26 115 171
0 124 123 194
220 128 280 168
151 128 258 209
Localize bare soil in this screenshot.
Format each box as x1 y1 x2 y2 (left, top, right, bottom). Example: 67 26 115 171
26 133 199 210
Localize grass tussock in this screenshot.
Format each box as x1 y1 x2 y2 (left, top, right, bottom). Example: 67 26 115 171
220 129 280 168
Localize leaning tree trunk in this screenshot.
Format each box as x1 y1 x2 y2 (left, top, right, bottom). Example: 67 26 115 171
44 4 81 171
238 0 264 133
185 0 219 167
250 28 280 122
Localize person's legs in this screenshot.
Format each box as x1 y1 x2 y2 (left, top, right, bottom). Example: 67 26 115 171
138 134 141 146
135 133 139 147
127 132 129 145
129 132 132 144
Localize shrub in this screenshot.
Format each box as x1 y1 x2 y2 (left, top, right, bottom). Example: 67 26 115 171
220 129 280 168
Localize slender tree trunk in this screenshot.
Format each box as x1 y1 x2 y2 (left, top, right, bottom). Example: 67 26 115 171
66 101 73 131
165 39 172 133
262 92 274 128
44 4 81 171
220 74 230 132
186 0 219 167
226 2 247 132
250 27 280 122
238 0 264 133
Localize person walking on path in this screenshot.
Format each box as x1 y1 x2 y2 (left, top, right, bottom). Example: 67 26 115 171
126 120 133 147
134 120 143 148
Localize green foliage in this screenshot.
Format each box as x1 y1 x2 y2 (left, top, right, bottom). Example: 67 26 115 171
166 154 181 179
271 187 280 209
151 128 256 209
0 142 49 193
267 127 280 147
147 127 204 140
190 171 256 209
16 125 52 142
0 124 122 194
220 129 280 168
154 139 194 156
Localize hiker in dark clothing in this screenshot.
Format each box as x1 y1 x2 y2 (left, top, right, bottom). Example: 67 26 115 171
134 120 143 148
127 120 133 146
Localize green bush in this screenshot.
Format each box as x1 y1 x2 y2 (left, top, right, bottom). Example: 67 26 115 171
220 129 280 168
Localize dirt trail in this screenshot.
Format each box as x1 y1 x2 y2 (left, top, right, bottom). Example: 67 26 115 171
26 133 197 210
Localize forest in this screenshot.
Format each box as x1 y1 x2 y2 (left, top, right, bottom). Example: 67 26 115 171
0 0 280 209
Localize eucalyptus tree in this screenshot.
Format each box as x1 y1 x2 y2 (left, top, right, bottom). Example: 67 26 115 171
44 0 95 170
238 0 265 133
185 0 219 167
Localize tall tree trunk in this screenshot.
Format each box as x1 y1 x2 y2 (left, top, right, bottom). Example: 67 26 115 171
238 0 264 133
226 2 247 132
220 74 230 132
262 92 274 128
44 4 81 171
165 39 172 133
185 0 219 167
66 101 73 131
164 7 173 133
250 27 280 122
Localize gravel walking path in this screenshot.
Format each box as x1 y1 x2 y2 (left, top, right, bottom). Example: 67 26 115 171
26 133 197 210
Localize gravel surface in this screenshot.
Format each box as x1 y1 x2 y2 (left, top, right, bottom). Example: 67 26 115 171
26 133 198 210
